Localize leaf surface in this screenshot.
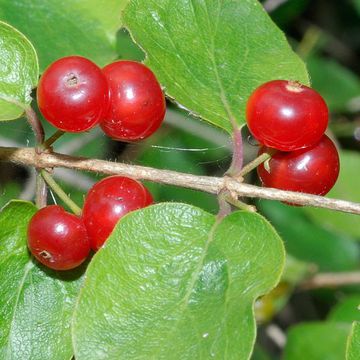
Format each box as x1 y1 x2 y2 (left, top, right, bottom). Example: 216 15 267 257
0 21 38 120
0 201 84 360
72 203 285 360
0 0 129 70
124 0 309 133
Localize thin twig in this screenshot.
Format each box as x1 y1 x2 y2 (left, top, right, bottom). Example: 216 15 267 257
239 152 273 177
226 127 244 176
300 272 360 290
24 107 44 145
35 173 47 209
0 146 360 215
40 169 82 216
42 130 65 149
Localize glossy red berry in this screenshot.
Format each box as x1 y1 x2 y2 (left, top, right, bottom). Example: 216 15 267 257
27 205 90 270
37 56 109 132
100 61 166 141
246 80 328 151
82 176 154 251
257 135 339 196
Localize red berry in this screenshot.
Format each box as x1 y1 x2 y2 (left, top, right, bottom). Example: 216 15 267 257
257 135 339 196
82 176 153 251
246 80 328 151
100 61 166 141
27 205 90 270
37 56 109 132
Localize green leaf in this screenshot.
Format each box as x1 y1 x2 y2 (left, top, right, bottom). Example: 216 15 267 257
259 200 359 271
124 0 309 133
283 322 351 360
305 150 360 240
328 296 360 323
72 203 285 359
0 21 38 120
347 322 360 360
0 0 129 71
0 200 84 360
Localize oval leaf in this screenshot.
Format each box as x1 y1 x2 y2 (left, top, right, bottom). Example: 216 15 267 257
0 0 129 71
0 201 84 360
72 203 285 359
124 0 309 133
0 21 38 120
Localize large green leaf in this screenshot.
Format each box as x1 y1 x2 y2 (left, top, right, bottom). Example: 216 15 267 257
305 150 360 240
124 0 309 133
283 322 351 360
72 203 285 359
0 0 128 71
0 201 84 360
0 21 38 120
347 322 360 360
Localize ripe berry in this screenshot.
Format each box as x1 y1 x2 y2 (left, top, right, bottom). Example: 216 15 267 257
246 80 328 151
27 205 90 270
37 56 109 132
257 135 339 196
82 176 154 251
100 61 166 141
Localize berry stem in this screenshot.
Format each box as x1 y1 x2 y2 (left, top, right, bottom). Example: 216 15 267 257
225 195 257 212
226 126 244 177
25 106 45 146
42 130 65 149
239 151 276 177
40 170 82 216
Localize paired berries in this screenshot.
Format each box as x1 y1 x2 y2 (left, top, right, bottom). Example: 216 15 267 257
246 80 339 197
27 176 153 270
37 56 166 140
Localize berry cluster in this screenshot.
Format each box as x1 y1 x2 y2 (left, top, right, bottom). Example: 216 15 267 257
28 176 153 271
37 56 166 140
246 80 340 196
28 56 164 271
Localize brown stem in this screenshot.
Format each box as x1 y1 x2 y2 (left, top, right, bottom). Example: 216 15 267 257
226 127 243 176
0 146 360 215
24 107 45 145
35 173 47 209
300 272 360 290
